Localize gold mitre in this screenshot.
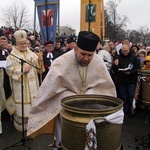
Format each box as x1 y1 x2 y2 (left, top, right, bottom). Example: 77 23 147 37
14 30 27 42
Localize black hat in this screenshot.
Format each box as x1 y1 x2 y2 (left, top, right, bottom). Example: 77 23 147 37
67 36 76 44
77 31 100 52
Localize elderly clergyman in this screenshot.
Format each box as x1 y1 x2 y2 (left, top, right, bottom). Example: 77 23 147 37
6 30 44 131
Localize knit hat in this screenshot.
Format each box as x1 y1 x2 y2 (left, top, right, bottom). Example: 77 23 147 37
77 31 100 52
146 46 150 50
144 56 150 64
14 30 27 42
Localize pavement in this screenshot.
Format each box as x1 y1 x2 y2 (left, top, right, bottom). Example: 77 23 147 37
0 109 150 150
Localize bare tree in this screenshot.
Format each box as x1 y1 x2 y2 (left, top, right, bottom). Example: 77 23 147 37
105 0 129 40
1 0 29 30
106 0 128 29
139 26 149 43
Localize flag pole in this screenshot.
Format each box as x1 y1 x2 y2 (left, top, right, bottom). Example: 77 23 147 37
33 0 36 38
45 0 48 41
57 0 60 34
88 0 91 32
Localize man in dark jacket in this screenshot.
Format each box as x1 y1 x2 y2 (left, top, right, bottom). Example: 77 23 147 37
112 44 140 117
0 36 11 100
66 36 76 52
42 40 62 80
0 36 12 133
54 39 64 56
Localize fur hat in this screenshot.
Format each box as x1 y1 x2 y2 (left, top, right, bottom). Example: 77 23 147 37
14 30 27 42
77 31 100 52
146 46 150 50
136 49 146 57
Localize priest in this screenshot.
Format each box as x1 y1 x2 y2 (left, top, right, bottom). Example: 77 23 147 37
27 31 116 148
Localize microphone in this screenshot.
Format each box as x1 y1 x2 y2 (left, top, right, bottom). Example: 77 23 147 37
4 49 41 70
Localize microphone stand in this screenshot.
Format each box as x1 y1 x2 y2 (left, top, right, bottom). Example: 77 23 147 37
3 52 40 150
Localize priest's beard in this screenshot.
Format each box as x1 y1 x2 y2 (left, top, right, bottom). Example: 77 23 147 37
20 47 27 52
75 55 90 67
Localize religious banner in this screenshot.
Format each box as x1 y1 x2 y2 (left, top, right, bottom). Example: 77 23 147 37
36 0 58 43
81 0 105 40
85 3 96 22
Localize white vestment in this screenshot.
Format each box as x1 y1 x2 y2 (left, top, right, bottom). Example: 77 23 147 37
0 69 5 114
6 47 43 131
27 50 116 137
0 69 5 134
98 50 112 72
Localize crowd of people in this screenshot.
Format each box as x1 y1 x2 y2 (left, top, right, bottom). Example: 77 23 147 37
96 37 150 121
0 26 150 149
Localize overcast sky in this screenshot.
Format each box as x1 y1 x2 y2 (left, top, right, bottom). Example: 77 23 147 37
0 0 150 34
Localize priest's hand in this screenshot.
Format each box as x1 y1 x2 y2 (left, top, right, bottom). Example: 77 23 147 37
36 52 43 61
23 64 31 74
114 59 119 66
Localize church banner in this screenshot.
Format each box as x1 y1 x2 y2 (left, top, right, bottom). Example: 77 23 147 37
36 0 58 43
80 0 105 40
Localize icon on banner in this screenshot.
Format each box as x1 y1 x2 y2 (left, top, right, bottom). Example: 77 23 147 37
42 9 54 26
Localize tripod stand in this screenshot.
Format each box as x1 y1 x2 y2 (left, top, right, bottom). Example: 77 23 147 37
3 52 40 150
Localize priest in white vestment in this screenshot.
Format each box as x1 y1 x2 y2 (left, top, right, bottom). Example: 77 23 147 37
27 31 117 148
6 30 44 131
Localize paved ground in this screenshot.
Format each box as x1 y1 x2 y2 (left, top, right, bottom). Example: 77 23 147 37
0 108 150 150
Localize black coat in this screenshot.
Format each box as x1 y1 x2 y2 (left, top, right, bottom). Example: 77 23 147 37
112 51 140 85
42 50 63 79
0 49 11 99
